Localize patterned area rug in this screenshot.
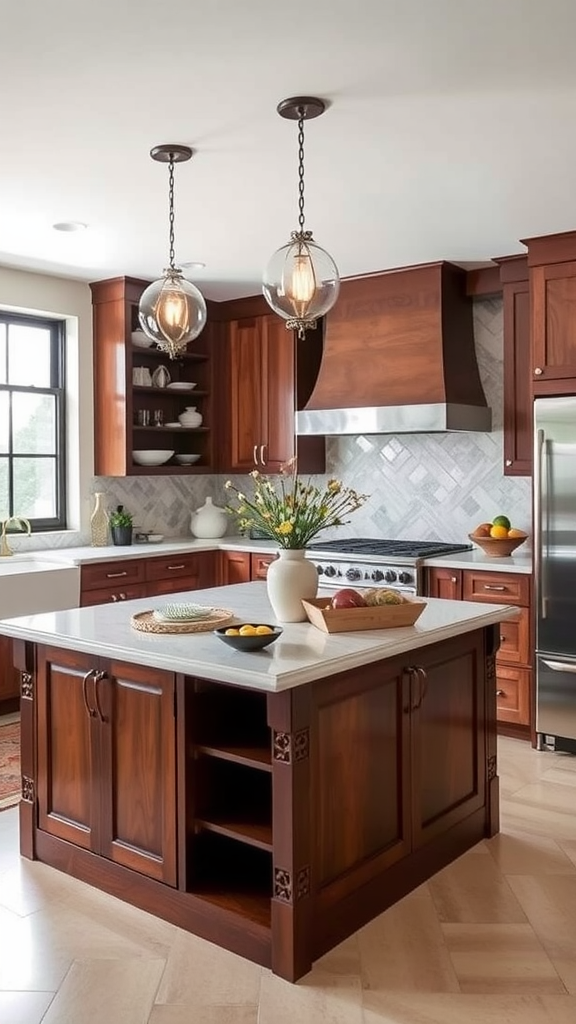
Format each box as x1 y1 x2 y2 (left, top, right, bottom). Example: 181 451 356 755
0 716 20 810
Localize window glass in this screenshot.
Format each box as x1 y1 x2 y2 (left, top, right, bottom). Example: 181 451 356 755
12 392 55 454
0 458 8 519
13 457 57 520
8 324 52 387
0 391 8 451
0 324 6 384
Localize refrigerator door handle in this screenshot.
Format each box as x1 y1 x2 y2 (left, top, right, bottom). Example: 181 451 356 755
534 428 546 619
541 659 576 675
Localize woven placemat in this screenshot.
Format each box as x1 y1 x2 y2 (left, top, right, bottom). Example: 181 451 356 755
131 609 235 634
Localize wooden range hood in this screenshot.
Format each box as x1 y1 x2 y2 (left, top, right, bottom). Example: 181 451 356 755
296 261 492 435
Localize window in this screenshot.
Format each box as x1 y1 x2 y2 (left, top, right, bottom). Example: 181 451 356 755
0 312 66 531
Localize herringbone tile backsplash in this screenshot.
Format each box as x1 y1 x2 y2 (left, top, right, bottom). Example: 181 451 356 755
41 295 530 549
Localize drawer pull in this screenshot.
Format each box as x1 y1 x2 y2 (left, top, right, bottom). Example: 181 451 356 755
451 576 458 583
500 634 506 641
496 689 505 697
111 594 118 602
106 571 128 579
119 593 127 600
534 367 543 375
483 584 506 591
167 564 186 571
253 445 258 465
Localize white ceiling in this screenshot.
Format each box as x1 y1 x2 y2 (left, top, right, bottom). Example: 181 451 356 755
3 0 576 301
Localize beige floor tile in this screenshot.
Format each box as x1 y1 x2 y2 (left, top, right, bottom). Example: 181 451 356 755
258 969 363 1024
428 844 527 923
362 992 576 1024
357 887 459 992
149 1006 258 1024
155 929 262 1005
313 933 361 976
0 990 55 1024
558 840 576 868
502 800 576 842
41 958 165 1024
508 780 576 814
442 923 565 994
507 874 576 960
0 857 81 917
486 830 576 875
551 957 576 995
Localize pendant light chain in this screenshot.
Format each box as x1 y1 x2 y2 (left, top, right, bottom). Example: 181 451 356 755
167 156 176 271
297 113 306 235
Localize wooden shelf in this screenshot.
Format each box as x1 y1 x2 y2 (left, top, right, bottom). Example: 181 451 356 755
188 830 272 928
196 743 272 772
196 816 273 852
132 386 208 397
131 346 209 363
192 886 271 929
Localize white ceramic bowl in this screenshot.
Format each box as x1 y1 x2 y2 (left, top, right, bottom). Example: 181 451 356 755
132 449 174 466
131 330 154 348
175 453 201 465
167 382 197 390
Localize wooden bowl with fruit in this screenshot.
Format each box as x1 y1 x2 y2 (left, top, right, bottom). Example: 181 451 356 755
469 516 528 557
302 587 427 633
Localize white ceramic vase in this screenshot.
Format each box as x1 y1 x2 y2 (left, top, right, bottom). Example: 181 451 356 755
190 497 228 539
266 549 318 622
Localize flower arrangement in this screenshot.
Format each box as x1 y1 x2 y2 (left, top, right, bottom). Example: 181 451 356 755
224 459 368 549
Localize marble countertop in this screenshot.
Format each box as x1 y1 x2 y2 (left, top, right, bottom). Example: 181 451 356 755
0 581 517 693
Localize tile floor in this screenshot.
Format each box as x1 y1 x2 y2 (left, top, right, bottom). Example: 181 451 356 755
0 736 575 1023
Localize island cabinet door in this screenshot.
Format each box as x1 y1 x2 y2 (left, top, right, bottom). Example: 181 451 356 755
36 646 101 851
97 660 177 886
409 630 486 849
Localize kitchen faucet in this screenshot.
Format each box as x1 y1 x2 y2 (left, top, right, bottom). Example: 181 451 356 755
0 516 32 556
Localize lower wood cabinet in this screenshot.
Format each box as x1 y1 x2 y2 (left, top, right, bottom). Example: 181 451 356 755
250 553 277 580
0 635 19 711
218 550 251 586
36 645 177 885
426 566 532 730
80 551 216 606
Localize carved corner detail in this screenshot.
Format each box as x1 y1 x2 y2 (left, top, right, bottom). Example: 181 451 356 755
273 728 310 764
486 654 496 687
487 754 497 781
21 776 35 803
296 865 310 900
274 867 292 903
21 672 34 700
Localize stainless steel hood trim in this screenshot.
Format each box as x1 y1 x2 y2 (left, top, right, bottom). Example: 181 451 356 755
296 403 492 435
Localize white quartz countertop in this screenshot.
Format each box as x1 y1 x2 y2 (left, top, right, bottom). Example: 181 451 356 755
0 581 517 693
421 549 532 573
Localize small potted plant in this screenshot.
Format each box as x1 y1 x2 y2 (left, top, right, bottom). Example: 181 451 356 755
109 505 134 546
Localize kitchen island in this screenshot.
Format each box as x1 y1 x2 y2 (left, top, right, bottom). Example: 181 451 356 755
0 582 515 982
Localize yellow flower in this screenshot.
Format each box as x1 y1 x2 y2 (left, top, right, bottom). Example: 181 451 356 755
276 522 294 535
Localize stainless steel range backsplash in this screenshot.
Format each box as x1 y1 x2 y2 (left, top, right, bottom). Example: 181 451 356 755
89 296 530 545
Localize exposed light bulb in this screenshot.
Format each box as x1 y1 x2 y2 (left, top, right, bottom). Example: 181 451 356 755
287 249 317 316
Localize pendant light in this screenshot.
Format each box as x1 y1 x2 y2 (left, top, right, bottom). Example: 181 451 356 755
262 97 340 339
139 144 207 359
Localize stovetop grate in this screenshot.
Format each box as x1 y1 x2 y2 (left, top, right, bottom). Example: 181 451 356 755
307 538 473 559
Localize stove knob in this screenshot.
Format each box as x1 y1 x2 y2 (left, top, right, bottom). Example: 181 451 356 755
371 569 384 582
398 571 413 585
316 565 323 576
324 565 337 578
384 570 397 583
346 567 362 582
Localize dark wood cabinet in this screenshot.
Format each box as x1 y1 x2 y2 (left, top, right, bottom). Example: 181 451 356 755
426 566 532 731
521 230 576 393
496 255 532 476
250 552 277 580
0 635 20 710
90 277 218 475
218 550 251 586
36 645 176 884
80 551 216 606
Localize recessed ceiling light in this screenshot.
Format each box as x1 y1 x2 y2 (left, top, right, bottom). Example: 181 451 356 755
52 221 88 232
180 261 206 270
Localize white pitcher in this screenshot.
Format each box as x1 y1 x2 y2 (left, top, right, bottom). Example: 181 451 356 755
190 497 228 539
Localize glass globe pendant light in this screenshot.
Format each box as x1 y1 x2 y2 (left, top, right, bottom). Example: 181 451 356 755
138 144 207 359
263 97 340 339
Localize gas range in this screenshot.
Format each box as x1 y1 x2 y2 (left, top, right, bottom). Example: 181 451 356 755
307 538 473 596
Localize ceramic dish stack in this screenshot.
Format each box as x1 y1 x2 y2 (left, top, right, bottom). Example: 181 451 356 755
132 450 174 466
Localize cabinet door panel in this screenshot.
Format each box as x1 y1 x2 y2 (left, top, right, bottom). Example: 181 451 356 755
426 567 462 600
99 661 177 885
251 553 277 580
147 576 200 597
81 583 146 607
37 646 100 850
532 263 576 381
411 632 485 848
503 280 532 475
496 609 530 666
496 666 531 726
219 550 251 586
0 636 19 702
262 316 296 471
228 317 265 472
462 571 529 607
81 559 146 592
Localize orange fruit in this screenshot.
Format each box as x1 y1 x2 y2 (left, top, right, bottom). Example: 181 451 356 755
475 523 492 537
507 528 526 538
490 525 508 539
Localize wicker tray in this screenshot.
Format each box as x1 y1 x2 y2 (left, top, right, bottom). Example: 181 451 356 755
131 609 235 634
301 597 427 634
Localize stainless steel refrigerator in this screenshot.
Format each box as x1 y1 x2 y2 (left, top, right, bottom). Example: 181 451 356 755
534 396 576 754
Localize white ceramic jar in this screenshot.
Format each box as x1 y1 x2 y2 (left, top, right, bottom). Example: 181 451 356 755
190 497 228 539
179 406 202 427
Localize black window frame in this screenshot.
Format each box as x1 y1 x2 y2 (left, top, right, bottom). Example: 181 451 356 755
0 310 67 532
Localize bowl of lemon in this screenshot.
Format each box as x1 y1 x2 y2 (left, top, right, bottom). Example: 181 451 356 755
469 515 528 557
214 623 283 651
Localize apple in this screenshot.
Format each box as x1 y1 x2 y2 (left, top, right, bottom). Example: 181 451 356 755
331 588 366 609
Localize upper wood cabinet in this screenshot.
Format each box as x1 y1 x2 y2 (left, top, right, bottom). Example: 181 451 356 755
217 296 325 475
521 230 576 392
495 255 532 476
90 277 219 476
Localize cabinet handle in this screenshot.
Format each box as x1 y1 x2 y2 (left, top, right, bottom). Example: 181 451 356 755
534 367 543 375
505 459 512 467
483 584 506 591
406 665 428 710
82 669 97 718
93 670 107 723
451 576 458 584
106 571 128 579
111 594 119 602
500 634 506 642
167 564 186 571
119 592 127 600
259 444 266 465
496 689 505 697
253 445 258 465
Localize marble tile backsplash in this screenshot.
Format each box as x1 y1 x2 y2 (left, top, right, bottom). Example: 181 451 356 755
29 295 532 551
